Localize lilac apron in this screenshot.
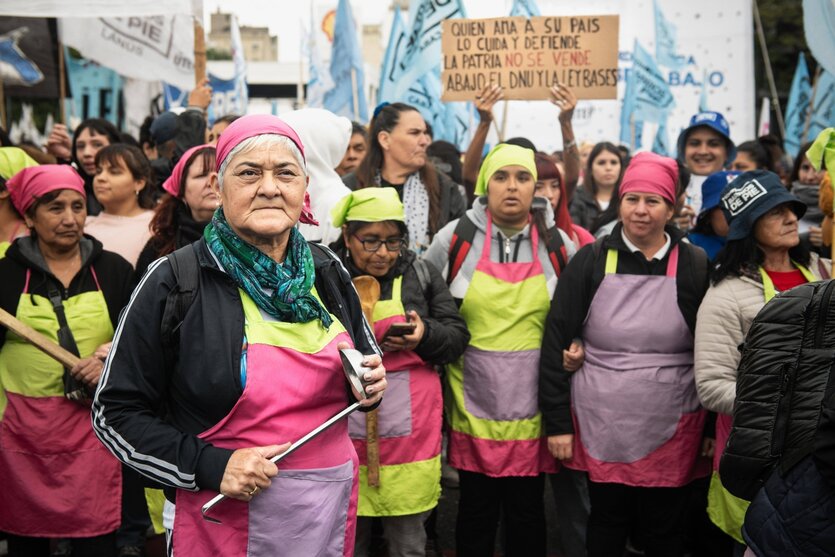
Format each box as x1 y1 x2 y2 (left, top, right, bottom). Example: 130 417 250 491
569 246 709 487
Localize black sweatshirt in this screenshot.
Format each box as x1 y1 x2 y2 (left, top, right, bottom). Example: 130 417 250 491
538 223 709 436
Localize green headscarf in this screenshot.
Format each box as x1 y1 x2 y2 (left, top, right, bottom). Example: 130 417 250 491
331 187 405 227
474 144 538 197
0 147 39 181
807 128 835 187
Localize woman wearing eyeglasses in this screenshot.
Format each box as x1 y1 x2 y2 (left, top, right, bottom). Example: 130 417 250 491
330 187 469 556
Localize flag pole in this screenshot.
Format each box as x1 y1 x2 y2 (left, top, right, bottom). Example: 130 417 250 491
802 66 823 144
351 68 359 120
499 99 509 142
752 0 786 139
630 112 636 150
58 42 67 125
193 20 207 85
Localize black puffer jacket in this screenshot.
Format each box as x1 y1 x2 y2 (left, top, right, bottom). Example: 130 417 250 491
331 244 470 366
568 186 601 231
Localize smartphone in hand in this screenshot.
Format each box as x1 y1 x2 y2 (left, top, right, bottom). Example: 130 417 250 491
382 322 416 341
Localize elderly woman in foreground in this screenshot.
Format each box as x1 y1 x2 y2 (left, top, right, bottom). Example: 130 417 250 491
92 114 386 557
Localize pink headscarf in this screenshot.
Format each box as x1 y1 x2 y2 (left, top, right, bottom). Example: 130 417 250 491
7 164 85 215
619 152 679 205
215 114 317 226
162 144 214 197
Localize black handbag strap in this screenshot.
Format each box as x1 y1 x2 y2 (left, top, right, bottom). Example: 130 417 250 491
44 280 81 359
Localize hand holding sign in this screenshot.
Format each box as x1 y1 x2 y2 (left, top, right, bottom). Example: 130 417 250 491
474 84 504 123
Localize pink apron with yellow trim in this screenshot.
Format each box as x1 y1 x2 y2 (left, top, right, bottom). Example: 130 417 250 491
568 246 710 487
172 291 359 557
0 268 121 536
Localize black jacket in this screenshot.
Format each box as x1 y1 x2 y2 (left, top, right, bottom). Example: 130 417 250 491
0 236 135 349
568 186 602 231
332 245 470 365
538 224 710 436
134 202 208 278
341 169 467 239
92 239 379 496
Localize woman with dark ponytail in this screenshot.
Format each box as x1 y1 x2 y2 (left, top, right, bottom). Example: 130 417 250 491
424 144 576 556
342 102 466 255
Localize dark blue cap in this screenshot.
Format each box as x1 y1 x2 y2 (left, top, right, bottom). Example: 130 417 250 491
149 111 178 144
699 170 741 216
677 111 736 165
720 170 806 240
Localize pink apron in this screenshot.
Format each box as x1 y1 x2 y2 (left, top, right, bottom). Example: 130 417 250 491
0 268 121 536
348 275 442 516
568 246 709 487
172 291 359 557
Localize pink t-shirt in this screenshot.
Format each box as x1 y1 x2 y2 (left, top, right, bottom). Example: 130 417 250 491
85 211 154 268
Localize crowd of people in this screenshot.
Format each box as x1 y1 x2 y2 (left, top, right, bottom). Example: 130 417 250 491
0 77 833 557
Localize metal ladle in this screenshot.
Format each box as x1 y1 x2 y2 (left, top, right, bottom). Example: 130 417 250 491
201 348 373 524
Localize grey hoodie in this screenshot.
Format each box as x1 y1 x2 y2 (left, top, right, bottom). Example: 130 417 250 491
422 197 576 301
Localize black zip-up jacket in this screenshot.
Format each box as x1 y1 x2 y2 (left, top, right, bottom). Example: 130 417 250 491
331 245 470 365
92 239 380 496
0 236 135 349
538 223 709 436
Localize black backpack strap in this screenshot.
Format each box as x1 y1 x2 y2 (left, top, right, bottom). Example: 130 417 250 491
447 215 477 285
161 244 200 368
412 258 432 296
544 226 568 277
45 279 87 401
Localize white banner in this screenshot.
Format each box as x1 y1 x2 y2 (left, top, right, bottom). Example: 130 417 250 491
60 16 196 90
462 0 755 153
0 1 193 17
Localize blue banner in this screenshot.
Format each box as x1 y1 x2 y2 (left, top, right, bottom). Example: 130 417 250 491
783 52 812 156
651 118 672 157
653 0 684 69
323 0 368 121
809 70 835 146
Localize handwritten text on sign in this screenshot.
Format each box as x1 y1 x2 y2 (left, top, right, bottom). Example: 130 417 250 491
441 15 619 101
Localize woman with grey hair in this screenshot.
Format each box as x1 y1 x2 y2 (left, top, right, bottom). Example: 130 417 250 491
92 115 387 557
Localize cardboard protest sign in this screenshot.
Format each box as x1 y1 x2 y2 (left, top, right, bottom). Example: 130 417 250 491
441 15 619 101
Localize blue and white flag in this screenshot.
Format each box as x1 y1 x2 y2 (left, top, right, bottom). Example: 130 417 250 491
783 52 812 156
378 3 471 148
163 74 242 125
653 0 684 69
323 0 368 121
629 41 676 123
808 70 835 144
306 9 335 109
390 0 466 99
0 26 43 86
378 5 406 103
229 15 248 115
803 0 835 77
652 118 672 157
510 0 541 17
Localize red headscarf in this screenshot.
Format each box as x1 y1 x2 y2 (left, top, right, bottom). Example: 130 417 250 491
619 152 679 205
163 144 214 197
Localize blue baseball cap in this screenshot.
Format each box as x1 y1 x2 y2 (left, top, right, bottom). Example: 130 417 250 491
150 111 178 144
677 111 736 165
720 170 806 240
699 170 741 217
